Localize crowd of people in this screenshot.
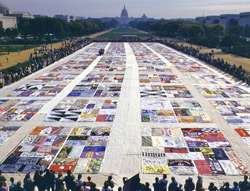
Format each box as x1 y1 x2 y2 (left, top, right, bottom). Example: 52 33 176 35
0 39 91 88
0 169 250 191
123 175 250 191
0 170 116 191
156 40 250 85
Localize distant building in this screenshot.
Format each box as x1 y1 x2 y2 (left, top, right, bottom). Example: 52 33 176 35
205 16 220 25
239 12 250 27
100 17 113 23
170 18 196 22
196 11 250 28
97 5 155 28
76 16 86 20
0 1 33 28
33 14 48 18
196 17 206 24
140 14 148 22
117 5 133 28
0 13 16 29
55 15 76 22
10 11 34 22
219 14 239 30
0 2 10 15
0 2 33 20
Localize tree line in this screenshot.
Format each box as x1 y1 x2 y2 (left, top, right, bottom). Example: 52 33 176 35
134 20 250 58
0 17 109 41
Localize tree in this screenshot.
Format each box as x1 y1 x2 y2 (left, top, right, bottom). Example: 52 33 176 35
109 18 118 28
136 21 156 32
67 21 85 36
220 34 241 47
30 18 47 41
4 28 18 39
163 20 183 36
47 18 66 39
229 25 244 36
178 23 192 39
189 24 205 37
206 24 226 36
18 19 31 39
244 25 250 37
0 21 4 37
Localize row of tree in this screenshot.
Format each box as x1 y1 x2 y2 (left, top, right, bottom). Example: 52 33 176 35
134 20 250 58
0 17 109 41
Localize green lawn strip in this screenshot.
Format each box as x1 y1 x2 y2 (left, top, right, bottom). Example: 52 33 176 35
0 45 38 53
95 29 149 39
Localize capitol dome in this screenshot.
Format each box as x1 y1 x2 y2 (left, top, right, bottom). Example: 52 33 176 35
121 5 128 18
0 2 12 15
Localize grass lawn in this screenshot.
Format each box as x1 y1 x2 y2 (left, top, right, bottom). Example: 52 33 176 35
177 42 250 73
95 28 149 39
0 30 112 70
0 41 67 70
0 45 38 53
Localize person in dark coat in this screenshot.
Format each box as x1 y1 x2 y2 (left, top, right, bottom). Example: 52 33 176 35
64 170 75 191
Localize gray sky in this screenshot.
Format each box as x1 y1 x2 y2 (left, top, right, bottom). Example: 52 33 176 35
2 0 250 19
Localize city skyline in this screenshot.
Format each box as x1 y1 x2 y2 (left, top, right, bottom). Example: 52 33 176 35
1 0 250 19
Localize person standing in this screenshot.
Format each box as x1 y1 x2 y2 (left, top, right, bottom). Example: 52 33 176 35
184 177 195 191
196 175 202 191
159 174 168 191
105 176 114 190
102 182 111 191
143 182 152 191
239 176 250 191
208 183 218 191
9 177 16 191
153 177 161 191
169 177 178 191
86 177 94 188
76 174 83 187
33 170 44 191
231 182 239 191
0 181 7 191
15 181 25 191
56 172 64 191
0 171 6 185
82 182 90 191
49 170 55 191
64 170 75 191
23 173 34 191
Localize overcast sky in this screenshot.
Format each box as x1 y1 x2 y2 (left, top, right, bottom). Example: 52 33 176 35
2 0 250 19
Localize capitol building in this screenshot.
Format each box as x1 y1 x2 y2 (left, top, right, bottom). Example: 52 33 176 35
101 5 154 28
